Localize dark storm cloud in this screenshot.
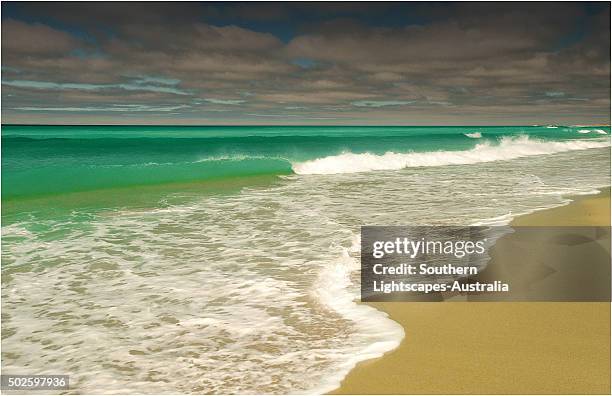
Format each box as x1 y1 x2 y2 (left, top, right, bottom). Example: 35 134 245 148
1 2 610 125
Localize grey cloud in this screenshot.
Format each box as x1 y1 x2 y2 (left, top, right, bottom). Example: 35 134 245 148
1 19 83 55
247 113 300 117
114 23 283 53
2 79 189 95
202 98 246 105
352 100 414 108
13 104 190 112
132 76 181 86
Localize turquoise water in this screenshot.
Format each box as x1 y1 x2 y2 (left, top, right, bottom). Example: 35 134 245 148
3 125 608 199
2 124 611 394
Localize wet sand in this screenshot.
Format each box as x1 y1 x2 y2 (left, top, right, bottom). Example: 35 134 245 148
332 188 611 394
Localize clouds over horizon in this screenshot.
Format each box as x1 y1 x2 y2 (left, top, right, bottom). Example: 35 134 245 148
1 2 610 125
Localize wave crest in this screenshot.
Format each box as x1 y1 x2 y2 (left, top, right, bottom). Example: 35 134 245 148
578 129 608 135
292 136 610 175
464 132 482 138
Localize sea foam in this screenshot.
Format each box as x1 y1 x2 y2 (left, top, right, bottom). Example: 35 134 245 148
292 136 611 175
307 233 404 394
578 129 607 135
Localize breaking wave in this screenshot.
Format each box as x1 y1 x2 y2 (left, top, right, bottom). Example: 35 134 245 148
578 129 607 135
293 136 610 175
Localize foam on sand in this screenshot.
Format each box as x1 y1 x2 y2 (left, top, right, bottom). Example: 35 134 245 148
292 136 610 175
308 233 404 394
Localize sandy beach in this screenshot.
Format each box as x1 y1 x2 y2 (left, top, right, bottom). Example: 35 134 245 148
332 188 611 394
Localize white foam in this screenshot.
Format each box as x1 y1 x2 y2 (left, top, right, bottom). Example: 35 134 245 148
471 212 516 226
578 129 607 135
1 193 405 395
194 154 288 163
195 154 256 162
307 233 404 394
293 136 610 175
464 132 482 138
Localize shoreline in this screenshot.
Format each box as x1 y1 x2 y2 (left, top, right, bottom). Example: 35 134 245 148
331 187 611 394
511 186 611 227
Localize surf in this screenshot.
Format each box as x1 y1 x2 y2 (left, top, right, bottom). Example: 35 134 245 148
292 135 611 175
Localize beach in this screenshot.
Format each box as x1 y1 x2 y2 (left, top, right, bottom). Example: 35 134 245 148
2 125 610 394
332 188 611 394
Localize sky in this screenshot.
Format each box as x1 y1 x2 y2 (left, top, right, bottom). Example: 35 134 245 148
1 2 610 125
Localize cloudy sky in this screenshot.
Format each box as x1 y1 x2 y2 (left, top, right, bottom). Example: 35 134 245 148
1 2 610 125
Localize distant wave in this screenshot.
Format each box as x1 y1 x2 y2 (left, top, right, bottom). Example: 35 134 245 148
195 154 264 162
464 132 482 138
194 154 293 163
292 136 611 175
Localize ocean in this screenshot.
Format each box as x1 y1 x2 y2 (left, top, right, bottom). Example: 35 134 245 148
2 125 611 393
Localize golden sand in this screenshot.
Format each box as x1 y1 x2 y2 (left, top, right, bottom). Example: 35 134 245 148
332 188 611 394
512 188 611 227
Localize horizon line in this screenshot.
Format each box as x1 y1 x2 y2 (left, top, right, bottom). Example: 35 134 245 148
4 123 611 127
